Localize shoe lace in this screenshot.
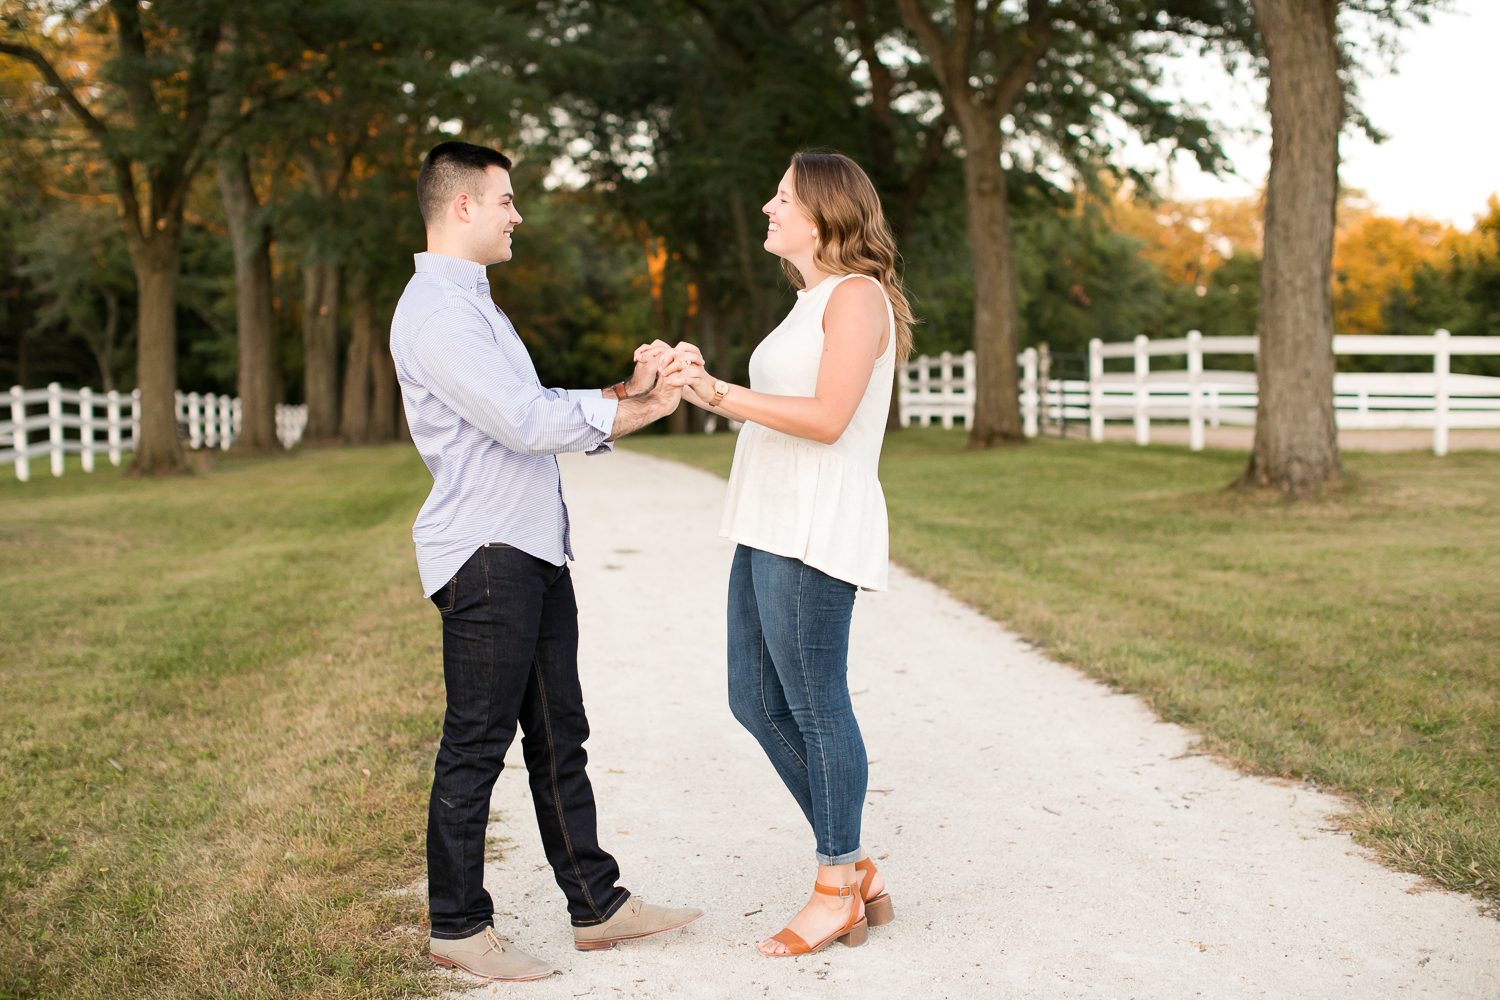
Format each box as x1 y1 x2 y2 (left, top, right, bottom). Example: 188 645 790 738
483 927 509 954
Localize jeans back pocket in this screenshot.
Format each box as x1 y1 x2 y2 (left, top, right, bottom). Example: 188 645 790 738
432 576 457 614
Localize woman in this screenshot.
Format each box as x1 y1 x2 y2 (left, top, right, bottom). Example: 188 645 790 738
660 151 914 957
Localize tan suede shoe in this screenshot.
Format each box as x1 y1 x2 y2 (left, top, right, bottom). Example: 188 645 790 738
429 926 554 981
572 896 705 951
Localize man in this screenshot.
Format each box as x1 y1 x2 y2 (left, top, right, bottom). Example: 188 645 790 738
390 141 703 982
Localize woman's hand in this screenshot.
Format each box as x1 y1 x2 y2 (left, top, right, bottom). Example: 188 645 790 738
662 360 719 406
627 340 704 395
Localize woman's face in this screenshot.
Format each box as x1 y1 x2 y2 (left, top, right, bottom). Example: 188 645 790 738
762 166 817 259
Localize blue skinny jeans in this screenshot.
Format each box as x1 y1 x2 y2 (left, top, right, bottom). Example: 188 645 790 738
726 544 867 865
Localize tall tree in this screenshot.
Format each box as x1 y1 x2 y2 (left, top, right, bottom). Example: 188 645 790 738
837 0 955 431
893 0 1233 447
215 146 281 452
1238 0 1341 495
1 1 227 474
1236 0 1443 495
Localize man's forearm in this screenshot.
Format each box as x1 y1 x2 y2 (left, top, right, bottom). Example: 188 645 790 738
605 394 673 441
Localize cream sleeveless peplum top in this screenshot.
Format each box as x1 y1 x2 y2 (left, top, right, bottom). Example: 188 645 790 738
720 273 896 591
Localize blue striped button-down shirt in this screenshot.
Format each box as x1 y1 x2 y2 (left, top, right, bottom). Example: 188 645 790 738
391 252 619 597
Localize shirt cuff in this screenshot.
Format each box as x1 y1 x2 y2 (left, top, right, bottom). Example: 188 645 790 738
576 394 618 454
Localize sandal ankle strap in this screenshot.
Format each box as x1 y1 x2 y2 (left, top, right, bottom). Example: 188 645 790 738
813 882 857 898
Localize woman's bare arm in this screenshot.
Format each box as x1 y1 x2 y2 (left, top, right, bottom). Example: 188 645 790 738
666 278 889 445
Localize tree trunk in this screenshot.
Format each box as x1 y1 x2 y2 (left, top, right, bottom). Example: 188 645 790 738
341 271 374 444
370 305 398 442
91 287 120 392
666 398 688 434
959 123 1025 447
730 191 775 360
125 236 186 475
216 150 280 454
301 261 341 441
1240 0 1343 496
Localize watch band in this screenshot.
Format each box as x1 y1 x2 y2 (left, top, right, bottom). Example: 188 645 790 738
710 381 729 407
612 382 629 400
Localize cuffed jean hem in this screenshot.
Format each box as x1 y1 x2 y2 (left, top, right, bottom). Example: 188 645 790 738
568 888 632 927
817 847 864 866
429 918 494 942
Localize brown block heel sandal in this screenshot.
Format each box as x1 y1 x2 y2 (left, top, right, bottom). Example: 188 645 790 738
765 882 867 956
855 857 894 927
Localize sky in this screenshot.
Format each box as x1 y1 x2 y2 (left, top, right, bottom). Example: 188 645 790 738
1142 0 1500 228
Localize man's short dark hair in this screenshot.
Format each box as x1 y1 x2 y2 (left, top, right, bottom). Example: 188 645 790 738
417 142 514 225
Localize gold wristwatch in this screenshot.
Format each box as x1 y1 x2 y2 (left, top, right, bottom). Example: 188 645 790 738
710 380 729 407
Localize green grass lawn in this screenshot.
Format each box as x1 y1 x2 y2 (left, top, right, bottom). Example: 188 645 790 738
624 429 1500 910
3 434 1494 1000
0 448 447 1000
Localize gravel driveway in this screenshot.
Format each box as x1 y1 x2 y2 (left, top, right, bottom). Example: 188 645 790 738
426 447 1499 999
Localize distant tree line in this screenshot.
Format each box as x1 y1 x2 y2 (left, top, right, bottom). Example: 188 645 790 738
1 0 1490 492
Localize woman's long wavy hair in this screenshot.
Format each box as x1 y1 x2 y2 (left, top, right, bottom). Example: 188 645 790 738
780 151 916 365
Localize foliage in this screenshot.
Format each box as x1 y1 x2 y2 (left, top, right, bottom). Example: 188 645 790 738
490 176 658 391
18 201 137 390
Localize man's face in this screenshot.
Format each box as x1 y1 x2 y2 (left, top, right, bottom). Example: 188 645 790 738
470 165 522 264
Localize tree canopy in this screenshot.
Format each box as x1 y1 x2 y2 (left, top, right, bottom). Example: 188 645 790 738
0 0 1491 459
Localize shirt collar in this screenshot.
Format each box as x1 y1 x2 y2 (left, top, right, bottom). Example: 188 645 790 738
414 252 491 297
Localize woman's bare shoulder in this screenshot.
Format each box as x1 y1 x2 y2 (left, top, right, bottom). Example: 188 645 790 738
824 274 886 317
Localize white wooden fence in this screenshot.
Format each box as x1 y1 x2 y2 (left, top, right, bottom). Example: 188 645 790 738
898 330 1500 456
2 383 308 480
899 349 1089 438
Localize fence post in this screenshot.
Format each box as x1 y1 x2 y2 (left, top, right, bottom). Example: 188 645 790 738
916 355 931 427
896 359 910 427
80 387 95 472
1088 338 1104 442
1433 328 1450 456
1044 341 1056 434
204 393 218 449
938 351 954 429
189 392 204 449
131 389 141 453
107 390 122 466
226 396 238 449
963 350 976 428
48 382 64 476
1021 347 1038 437
1187 330 1204 451
10 385 27 482
1133 334 1149 445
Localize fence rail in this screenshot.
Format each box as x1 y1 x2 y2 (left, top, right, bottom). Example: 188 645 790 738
3 384 308 480
897 330 1500 456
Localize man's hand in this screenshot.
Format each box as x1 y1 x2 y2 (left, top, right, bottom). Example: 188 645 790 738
626 340 672 395
624 340 705 397
606 367 683 441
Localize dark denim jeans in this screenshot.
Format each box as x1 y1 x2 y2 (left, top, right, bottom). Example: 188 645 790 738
726 544 866 865
427 543 629 938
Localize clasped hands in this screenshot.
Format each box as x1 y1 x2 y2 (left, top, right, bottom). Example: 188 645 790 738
629 339 721 406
